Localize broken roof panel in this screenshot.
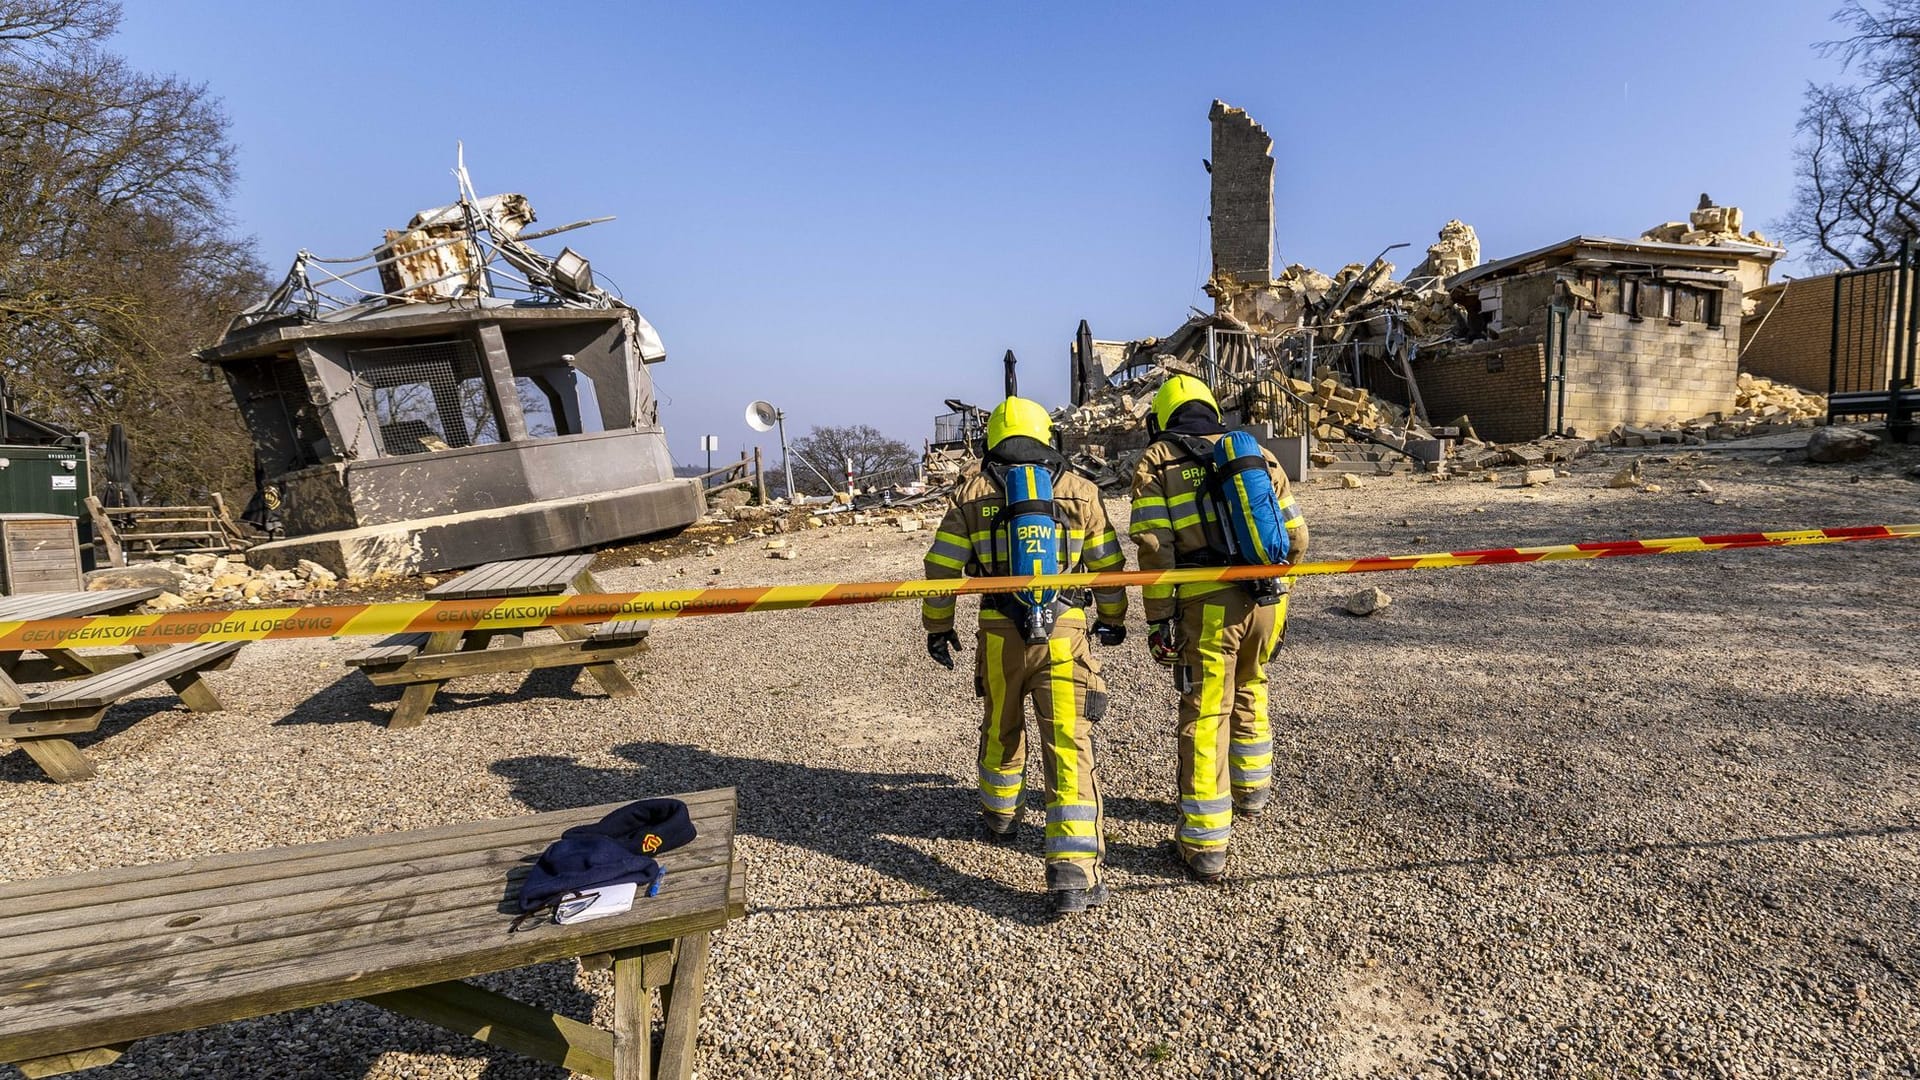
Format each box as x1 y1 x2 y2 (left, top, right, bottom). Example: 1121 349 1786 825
1449 235 1784 289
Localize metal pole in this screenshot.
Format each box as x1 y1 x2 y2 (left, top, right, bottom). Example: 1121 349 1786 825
778 413 795 503
1891 235 1911 396
1556 308 1569 436
1827 271 1843 420
1543 301 1556 436
1889 235 1904 438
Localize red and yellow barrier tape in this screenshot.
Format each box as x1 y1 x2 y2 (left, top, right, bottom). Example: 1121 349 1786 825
2 523 1913 650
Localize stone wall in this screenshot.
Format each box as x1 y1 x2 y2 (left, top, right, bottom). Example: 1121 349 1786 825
1559 303 1740 437
1209 100 1273 286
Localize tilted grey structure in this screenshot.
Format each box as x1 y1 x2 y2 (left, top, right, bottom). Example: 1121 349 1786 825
198 168 702 576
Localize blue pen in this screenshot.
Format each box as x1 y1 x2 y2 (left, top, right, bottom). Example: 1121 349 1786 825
648 870 664 898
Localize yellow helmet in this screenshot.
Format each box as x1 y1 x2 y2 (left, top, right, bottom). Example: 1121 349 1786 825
986 396 1053 449
1151 375 1220 431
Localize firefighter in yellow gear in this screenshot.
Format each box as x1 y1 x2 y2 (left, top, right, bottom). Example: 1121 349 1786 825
921 396 1128 915
1127 375 1309 883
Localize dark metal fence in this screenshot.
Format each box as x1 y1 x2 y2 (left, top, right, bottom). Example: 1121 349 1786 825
1827 237 1919 439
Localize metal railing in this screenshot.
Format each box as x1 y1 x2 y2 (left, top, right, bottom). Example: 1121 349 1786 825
1827 236 1919 440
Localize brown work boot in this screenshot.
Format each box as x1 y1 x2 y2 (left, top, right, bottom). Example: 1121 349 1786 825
979 812 1019 844
1171 842 1227 884
1050 883 1110 916
1234 788 1271 818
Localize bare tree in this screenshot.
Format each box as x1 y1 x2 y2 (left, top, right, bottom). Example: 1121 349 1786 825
783 424 917 497
0 0 263 502
1782 1 1920 269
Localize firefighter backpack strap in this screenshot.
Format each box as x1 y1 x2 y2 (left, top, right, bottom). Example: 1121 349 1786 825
1212 430 1290 564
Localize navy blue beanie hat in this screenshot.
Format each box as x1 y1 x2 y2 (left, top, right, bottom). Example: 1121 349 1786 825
561 798 696 857
516 833 663 913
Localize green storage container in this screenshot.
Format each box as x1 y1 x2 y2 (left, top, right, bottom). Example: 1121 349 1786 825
0 443 94 567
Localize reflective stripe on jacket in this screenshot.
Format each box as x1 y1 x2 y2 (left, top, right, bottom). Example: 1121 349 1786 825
1128 435 1308 623
922 466 1127 632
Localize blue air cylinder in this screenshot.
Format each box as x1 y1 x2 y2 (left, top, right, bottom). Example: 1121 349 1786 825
1002 465 1061 644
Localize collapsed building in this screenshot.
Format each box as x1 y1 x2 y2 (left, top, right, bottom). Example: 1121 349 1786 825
199 159 703 576
1045 101 1819 484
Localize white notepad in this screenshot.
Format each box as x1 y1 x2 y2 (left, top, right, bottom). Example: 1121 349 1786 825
553 881 638 924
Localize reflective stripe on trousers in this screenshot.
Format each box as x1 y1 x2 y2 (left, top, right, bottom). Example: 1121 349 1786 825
974 612 1105 889
1175 588 1285 853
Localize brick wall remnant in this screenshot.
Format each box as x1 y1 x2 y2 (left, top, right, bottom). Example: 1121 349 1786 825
1209 100 1273 287
1415 343 1549 445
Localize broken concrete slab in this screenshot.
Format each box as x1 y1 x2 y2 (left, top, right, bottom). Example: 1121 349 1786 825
248 479 703 578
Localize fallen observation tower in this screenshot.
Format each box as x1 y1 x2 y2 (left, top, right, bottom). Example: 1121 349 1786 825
199 158 702 577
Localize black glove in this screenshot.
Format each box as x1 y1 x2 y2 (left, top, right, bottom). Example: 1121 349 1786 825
927 630 962 669
1147 620 1179 666
1092 622 1126 647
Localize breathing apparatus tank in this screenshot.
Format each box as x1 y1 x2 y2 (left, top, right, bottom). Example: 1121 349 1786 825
1000 464 1061 644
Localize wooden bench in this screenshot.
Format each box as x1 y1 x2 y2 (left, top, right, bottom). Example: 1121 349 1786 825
0 786 746 1079
0 591 243 784
347 555 651 728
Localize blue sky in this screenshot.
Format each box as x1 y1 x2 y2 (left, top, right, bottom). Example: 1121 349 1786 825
114 1 1844 465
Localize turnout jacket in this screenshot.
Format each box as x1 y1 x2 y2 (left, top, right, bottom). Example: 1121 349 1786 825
921 466 1127 634
1128 435 1309 623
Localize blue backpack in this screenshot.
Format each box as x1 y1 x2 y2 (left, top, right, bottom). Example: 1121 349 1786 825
998 464 1062 643
1175 431 1291 566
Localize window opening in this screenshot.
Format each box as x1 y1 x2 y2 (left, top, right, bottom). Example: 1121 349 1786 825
347 339 503 456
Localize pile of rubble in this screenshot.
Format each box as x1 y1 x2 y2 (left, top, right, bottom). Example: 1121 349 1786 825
87 553 341 610
1599 374 1825 446
1641 194 1776 249
1209 219 1479 347
1051 373 1160 441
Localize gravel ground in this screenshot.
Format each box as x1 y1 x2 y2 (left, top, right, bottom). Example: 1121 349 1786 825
3 436 1918 1079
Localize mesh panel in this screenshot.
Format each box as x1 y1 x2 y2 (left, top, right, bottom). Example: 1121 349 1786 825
933 412 974 444
347 340 502 455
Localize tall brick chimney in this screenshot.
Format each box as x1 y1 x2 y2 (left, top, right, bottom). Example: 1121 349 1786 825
1208 100 1274 288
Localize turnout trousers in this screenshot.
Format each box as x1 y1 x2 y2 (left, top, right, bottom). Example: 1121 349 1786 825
974 608 1109 892
1173 584 1288 859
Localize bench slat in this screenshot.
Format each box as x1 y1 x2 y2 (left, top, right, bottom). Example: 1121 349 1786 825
427 555 597 600
358 638 646 686
15 641 242 712
587 619 652 644
0 788 737 907
0 587 163 623
0 792 739 1067
342 633 431 668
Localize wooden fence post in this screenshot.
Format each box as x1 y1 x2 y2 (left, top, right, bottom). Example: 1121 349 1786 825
752 447 766 505
84 496 125 568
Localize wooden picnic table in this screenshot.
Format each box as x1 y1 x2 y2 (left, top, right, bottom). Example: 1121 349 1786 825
0 588 242 783
346 554 652 729
0 786 746 1079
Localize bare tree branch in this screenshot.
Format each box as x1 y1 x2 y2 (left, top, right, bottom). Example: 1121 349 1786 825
0 0 261 502
1782 5 1920 268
